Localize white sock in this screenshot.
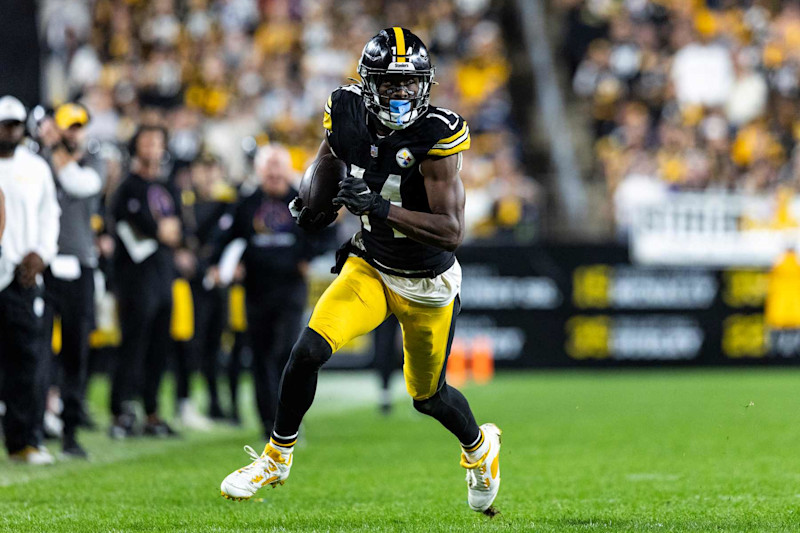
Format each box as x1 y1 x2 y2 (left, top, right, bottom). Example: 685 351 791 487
267 433 296 457
269 443 293 456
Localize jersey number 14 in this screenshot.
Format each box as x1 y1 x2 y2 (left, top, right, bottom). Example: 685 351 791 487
350 164 406 238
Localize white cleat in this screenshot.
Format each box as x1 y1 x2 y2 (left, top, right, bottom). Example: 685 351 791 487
220 444 292 501
462 423 502 512
177 400 213 431
9 445 55 465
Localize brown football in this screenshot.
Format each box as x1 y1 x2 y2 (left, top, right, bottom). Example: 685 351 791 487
298 154 348 217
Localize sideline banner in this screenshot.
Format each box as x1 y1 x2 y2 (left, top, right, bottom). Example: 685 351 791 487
455 244 793 367
310 244 795 368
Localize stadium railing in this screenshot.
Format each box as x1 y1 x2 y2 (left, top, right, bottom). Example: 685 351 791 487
630 192 800 267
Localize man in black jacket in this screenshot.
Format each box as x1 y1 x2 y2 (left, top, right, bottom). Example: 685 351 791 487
176 155 235 424
210 144 331 437
109 125 180 438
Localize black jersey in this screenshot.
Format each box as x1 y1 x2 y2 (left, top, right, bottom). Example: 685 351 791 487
324 84 470 276
210 186 333 297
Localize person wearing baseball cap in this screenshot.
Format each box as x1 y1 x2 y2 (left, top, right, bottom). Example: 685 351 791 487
36 100 104 459
0 95 27 124
0 95 61 465
54 103 90 131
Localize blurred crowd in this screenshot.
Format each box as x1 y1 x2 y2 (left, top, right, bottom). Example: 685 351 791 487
40 0 538 240
0 0 535 464
557 0 800 232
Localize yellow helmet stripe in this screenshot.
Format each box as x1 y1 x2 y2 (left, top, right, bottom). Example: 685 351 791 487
393 27 406 62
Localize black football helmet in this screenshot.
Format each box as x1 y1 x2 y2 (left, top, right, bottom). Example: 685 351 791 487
357 27 435 130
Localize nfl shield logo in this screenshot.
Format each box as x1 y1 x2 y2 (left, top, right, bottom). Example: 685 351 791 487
370 145 378 158
395 148 415 168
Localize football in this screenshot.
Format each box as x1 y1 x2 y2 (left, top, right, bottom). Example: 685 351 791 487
298 154 348 219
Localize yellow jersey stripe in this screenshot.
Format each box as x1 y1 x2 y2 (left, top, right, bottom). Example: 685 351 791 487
428 134 471 157
434 123 468 145
432 127 470 150
323 94 333 130
393 27 406 62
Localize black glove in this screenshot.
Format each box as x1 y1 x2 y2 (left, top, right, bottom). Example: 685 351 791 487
288 197 338 231
332 176 390 219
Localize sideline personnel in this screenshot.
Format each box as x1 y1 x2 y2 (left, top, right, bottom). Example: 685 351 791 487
210 144 326 437
0 96 61 464
38 102 104 458
109 125 180 438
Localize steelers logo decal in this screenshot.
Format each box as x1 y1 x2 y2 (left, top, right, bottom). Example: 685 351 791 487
395 148 415 168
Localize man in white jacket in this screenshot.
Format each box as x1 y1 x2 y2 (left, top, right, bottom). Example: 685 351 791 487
0 95 61 465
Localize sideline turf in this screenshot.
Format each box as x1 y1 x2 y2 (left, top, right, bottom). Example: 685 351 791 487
2 369 800 532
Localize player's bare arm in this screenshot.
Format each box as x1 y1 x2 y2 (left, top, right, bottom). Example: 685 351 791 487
332 154 465 252
384 155 465 251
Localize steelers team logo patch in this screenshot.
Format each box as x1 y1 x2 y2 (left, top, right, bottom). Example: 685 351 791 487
395 148 415 168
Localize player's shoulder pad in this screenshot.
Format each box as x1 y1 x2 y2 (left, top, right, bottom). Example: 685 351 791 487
423 106 471 158
323 84 363 133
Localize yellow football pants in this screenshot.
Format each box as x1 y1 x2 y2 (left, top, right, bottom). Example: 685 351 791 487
309 257 457 401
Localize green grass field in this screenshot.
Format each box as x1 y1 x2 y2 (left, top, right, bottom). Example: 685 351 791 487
3 369 800 532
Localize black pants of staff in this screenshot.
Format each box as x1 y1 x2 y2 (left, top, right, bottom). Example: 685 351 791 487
174 284 225 412
111 278 172 417
0 280 45 454
373 315 402 392
42 267 95 439
247 286 305 437
227 331 248 420
193 283 225 412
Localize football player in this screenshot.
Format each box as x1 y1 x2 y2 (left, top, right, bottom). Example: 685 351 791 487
221 28 501 512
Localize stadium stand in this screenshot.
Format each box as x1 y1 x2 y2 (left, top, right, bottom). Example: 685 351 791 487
556 0 800 244
38 0 540 241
